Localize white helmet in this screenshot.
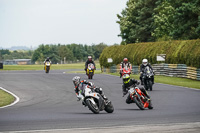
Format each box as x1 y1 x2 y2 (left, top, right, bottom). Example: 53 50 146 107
142 59 148 66
72 76 81 86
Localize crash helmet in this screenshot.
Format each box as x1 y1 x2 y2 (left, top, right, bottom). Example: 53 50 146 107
88 56 92 61
72 76 81 86
46 57 50 61
122 74 130 84
142 59 148 66
123 58 128 63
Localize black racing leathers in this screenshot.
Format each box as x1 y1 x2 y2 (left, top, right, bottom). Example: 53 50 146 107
140 63 154 84
122 79 150 104
85 60 96 71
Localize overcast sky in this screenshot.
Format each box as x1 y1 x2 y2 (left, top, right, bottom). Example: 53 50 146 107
0 0 127 48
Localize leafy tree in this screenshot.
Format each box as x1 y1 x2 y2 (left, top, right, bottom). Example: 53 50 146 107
117 0 200 43
172 0 200 40
0 49 10 55
32 43 108 64
117 0 157 44
92 43 107 60
152 0 175 40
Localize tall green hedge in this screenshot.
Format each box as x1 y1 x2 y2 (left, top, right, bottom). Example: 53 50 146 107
99 39 200 68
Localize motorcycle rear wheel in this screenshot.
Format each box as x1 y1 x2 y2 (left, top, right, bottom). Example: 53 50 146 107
148 100 153 109
104 102 114 113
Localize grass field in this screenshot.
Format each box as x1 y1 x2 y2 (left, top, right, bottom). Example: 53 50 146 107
1 62 100 71
108 73 200 89
0 89 15 107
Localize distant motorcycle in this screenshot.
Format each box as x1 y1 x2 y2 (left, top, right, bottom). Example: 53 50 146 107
128 87 153 110
142 66 154 91
80 85 114 114
121 66 131 77
86 63 95 79
44 61 51 73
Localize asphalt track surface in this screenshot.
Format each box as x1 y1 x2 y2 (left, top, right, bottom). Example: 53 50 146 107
0 70 200 133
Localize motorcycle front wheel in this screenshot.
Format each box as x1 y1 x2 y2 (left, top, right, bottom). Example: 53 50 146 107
133 96 145 110
148 80 153 91
45 67 49 73
85 98 99 114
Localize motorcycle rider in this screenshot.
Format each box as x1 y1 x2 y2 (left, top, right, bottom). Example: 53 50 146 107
122 74 150 104
140 59 154 85
120 58 132 78
84 56 96 72
72 76 108 103
43 57 51 69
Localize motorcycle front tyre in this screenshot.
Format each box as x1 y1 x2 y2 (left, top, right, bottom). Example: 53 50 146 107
85 99 100 114
149 80 153 91
45 68 49 73
133 96 145 110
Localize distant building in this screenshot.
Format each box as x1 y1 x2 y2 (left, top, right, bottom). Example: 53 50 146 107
3 59 31 65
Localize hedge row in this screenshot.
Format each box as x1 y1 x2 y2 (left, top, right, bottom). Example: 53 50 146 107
99 39 200 68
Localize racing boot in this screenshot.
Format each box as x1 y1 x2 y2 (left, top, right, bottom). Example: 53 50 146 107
122 85 127 97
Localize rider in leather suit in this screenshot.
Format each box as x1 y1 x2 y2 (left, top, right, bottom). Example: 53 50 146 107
72 76 107 102
122 74 150 104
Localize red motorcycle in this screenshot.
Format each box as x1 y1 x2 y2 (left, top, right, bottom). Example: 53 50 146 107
121 66 131 77
128 87 153 110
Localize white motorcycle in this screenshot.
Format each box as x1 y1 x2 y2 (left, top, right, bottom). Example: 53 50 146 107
80 86 114 114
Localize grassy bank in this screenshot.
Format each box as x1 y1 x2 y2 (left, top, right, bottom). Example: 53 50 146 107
108 73 200 89
0 89 15 107
1 62 101 71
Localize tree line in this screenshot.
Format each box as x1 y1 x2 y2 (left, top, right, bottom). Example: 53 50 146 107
0 43 108 64
117 0 200 44
0 49 33 61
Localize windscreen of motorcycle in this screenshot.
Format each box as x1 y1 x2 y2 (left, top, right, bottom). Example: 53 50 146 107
46 62 50 66
88 63 94 70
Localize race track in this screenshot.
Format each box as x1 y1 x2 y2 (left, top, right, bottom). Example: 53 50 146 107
0 70 200 132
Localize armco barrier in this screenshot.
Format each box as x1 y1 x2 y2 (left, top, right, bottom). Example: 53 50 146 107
102 64 200 81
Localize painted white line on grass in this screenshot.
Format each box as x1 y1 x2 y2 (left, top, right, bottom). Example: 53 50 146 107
0 87 20 109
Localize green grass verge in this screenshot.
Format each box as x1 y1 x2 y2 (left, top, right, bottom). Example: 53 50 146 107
107 73 200 89
66 70 102 74
0 89 15 107
1 62 101 71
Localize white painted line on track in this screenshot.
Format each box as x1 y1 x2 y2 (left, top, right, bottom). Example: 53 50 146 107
0 87 20 109
3 122 200 133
